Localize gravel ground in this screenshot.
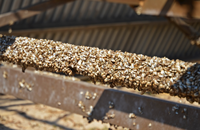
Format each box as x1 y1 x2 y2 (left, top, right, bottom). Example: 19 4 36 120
0 94 110 130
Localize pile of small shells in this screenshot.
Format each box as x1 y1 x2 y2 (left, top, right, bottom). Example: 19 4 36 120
1 35 200 103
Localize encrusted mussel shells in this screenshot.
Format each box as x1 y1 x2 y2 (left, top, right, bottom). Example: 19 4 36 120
1 35 200 104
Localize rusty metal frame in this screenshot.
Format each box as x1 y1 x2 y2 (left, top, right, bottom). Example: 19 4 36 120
0 65 200 130
0 0 74 28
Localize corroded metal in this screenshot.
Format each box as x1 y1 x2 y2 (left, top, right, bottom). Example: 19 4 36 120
0 36 200 104
0 65 200 130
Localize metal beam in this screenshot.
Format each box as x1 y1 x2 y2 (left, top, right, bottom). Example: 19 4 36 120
0 0 74 28
96 0 141 5
0 20 167 36
140 0 200 19
0 65 200 129
167 17 200 47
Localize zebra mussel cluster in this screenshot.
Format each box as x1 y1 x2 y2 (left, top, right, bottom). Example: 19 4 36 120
1 35 200 103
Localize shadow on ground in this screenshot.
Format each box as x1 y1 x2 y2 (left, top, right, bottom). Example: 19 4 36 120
0 95 74 130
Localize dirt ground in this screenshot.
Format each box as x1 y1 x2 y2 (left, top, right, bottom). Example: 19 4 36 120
0 94 111 130
0 88 199 130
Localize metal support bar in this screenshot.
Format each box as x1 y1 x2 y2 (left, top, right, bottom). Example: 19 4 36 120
96 0 141 5
0 65 200 129
0 0 74 28
140 0 200 19
0 20 167 35
167 17 200 47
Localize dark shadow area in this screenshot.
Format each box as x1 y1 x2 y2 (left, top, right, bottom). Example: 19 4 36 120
0 123 15 130
1 108 74 130
0 103 34 108
0 101 74 130
53 113 72 123
0 97 26 102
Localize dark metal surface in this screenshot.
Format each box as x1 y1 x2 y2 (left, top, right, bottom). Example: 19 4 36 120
140 0 200 19
0 65 200 129
0 0 73 27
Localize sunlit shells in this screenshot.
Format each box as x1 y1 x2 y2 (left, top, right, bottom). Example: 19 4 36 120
1 35 200 103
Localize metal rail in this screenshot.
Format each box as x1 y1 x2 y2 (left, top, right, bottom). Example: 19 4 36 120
139 0 200 19
167 17 200 47
0 65 200 130
0 0 73 28
96 0 141 5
